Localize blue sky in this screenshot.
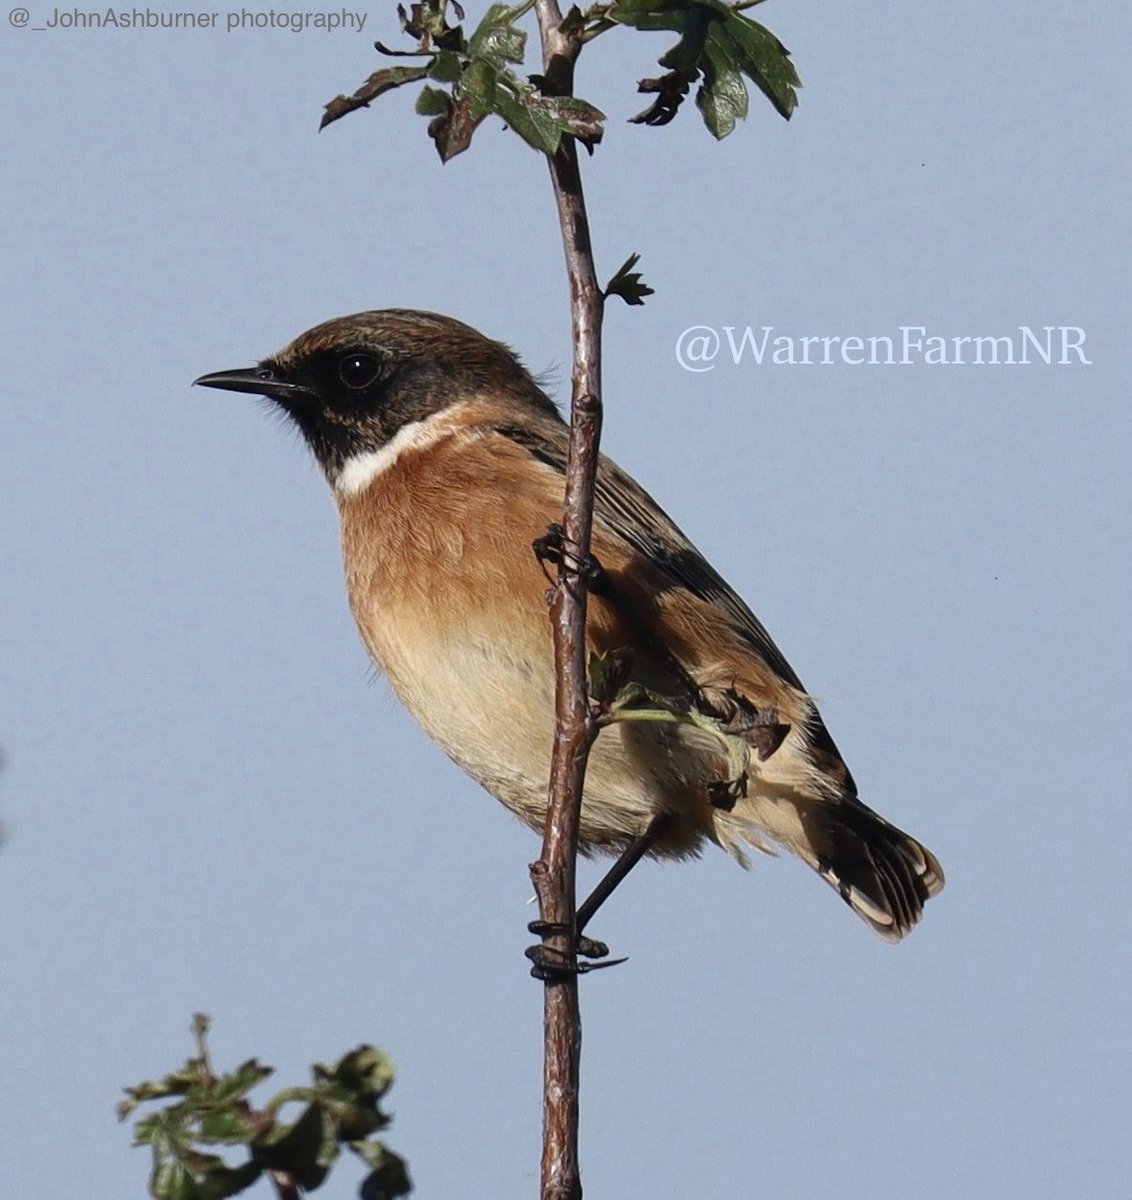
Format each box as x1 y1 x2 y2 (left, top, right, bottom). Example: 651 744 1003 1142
2 4 1129 1197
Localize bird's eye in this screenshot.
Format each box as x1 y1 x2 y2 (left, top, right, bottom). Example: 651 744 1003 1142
338 353 381 390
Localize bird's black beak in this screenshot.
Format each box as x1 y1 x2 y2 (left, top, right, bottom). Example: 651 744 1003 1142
192 367 314 403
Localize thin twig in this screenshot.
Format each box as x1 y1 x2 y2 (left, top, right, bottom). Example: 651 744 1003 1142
530 2 605 1199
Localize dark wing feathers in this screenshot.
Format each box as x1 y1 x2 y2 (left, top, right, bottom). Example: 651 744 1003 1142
493 421 803 688
591 457 806 690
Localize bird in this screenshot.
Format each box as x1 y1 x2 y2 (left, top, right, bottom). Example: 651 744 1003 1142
195 309 943 946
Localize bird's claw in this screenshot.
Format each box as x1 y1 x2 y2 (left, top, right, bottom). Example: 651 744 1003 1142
524 944 629 981
526 919 624 979
527 919 610 961
532 524 608 594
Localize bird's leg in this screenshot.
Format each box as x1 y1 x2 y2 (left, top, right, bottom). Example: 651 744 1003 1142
576 813 674 932
526 814 674 978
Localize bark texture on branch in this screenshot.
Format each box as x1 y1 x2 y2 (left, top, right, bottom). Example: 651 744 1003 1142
530 3 605 1198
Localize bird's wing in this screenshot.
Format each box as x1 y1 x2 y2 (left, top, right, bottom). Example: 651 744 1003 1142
488 417 857 794
591 455 805 689
491 420 803 693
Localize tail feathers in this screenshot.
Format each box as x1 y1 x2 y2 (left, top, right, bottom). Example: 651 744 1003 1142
810 800 944 942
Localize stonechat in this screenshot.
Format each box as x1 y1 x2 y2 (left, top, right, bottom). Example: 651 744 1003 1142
195 309 943 943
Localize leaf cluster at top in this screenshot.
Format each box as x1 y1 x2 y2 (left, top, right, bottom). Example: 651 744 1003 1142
320 0 799 155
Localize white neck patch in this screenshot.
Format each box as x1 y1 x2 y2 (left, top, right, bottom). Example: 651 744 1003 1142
333 407 470 497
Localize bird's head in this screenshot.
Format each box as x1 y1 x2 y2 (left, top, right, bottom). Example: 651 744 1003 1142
194 309 558 483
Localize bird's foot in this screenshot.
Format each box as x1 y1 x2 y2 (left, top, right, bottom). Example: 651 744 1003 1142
532 524 609 596
525 920 626 981
524 945 629 981
528 920 610 960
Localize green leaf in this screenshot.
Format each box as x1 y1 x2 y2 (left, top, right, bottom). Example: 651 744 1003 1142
466 2 528 68
354 1142 414 1200
191 1157 261 1200
655 6 712 71
211 1060 274 1105
253 1102 338 1192
697 21 748 138
197 1107 261 1145
152 1152 261 1200
417 85 487 161
587 648 636 703
152 1159 200 1200
607 0 671 23
603 252 655 306
610 0 798 132
321 0 605 159
429 49 464 83
536 94 606 147
461 60 604 155
715 9 798 119
399 0 463 48
415 84 451 116
124 1025 409 1200
119 1061 209 1117
311 1045 398 1141
461 57 503 117
205 1162 262 1200
320 65 432 131
314 1046 397 1100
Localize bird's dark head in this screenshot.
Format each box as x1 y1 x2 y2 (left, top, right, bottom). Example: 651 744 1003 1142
194 309 558 482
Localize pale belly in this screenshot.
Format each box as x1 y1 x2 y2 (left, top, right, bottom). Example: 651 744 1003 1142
354 608 720 855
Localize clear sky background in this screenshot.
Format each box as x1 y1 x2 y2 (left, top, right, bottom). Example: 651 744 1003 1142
2 4 1129 1198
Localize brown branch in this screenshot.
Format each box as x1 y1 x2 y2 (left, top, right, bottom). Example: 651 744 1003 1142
530 3 605 1199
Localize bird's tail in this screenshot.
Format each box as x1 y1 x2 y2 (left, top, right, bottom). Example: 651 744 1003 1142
715 784 944 941
805 798 944 941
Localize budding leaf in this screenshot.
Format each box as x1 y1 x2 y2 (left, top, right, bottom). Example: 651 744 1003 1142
558 4 587 34
604 252 654 305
